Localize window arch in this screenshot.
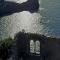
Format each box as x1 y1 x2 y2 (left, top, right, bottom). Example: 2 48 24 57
35 40 40 54
30 40 35 53
30 40 40 54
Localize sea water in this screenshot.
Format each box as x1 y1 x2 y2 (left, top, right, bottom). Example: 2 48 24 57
0 0 60 39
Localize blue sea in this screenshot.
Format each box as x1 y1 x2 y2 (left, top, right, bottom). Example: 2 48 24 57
0 0 60 39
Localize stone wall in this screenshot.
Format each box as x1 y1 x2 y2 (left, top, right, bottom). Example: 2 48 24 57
15 32 60 60
48 37 60 60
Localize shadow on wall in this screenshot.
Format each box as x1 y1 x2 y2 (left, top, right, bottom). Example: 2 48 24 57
0 0 39 17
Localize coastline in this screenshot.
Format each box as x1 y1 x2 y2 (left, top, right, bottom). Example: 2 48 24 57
0 34 60 60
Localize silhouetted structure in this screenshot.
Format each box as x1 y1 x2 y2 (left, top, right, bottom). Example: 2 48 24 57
15 32 48 60
0 0 39 17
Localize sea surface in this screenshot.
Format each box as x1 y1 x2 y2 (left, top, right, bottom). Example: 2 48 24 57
0 0 60 39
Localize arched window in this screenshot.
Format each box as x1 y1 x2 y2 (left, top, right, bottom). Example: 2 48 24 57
30 40 35 53
35 40 40 54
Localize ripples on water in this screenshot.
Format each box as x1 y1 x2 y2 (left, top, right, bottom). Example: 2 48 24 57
0 0 60 39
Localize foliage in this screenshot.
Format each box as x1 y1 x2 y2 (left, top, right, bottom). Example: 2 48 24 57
0 37 15 60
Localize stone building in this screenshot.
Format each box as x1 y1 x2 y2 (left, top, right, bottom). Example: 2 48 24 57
15 32 48 60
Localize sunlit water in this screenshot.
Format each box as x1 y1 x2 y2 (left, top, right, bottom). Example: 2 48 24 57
0 0 60 39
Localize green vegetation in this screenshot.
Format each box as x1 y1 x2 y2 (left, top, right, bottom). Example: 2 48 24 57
0 37 15 47
0 37 15 60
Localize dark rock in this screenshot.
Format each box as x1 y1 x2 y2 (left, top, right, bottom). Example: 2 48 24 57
0 0 39 17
